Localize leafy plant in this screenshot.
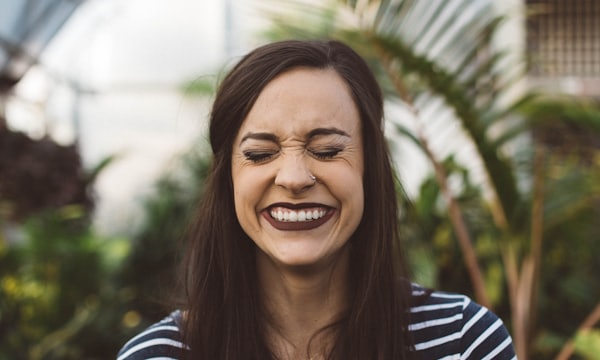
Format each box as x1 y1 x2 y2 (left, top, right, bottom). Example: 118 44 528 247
0 207 120 359
117 145 211 326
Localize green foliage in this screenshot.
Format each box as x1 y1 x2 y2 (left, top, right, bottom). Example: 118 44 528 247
574 330 600 360
0 125 125 358
0 207 122 359
401 156 508 306
118 146 211 324
0 142 211 359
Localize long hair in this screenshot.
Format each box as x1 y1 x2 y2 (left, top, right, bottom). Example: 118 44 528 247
182 39 413 359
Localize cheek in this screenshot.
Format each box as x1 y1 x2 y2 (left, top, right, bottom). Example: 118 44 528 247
232 167 249 219
232 167 266 229
333 172 364 222
232 177 253 214
232 184 257 237
352 185 365 222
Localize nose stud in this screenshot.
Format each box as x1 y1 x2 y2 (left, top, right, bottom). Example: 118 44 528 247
309 173 317 182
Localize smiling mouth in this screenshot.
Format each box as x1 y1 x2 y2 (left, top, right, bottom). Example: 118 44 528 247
263 204 334 231
269 206 328 222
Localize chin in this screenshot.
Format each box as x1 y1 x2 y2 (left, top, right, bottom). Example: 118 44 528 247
274 253 323 268
273 247 347 271
277 258 327 274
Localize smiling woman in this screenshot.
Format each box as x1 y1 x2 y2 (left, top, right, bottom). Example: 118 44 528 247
232 68 364 270
117 40 516 360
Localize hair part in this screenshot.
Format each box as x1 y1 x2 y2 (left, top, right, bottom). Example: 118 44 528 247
181 39 413 359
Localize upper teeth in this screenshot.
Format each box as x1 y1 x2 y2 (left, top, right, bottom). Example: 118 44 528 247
270 207 327 222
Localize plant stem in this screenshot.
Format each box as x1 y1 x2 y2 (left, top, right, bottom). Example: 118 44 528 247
555 303 600 360
377 47 491 309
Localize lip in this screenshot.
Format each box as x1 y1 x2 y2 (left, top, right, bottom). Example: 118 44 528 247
261 202 335 231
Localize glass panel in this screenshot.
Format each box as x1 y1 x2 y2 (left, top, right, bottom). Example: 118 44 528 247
0 0 84 87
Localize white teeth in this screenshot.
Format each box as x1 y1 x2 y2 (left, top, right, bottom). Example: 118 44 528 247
270 207 327 222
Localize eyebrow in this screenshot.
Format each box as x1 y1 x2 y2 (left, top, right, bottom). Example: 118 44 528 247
240 127 350 144
306 127 351 139
240 132 279 144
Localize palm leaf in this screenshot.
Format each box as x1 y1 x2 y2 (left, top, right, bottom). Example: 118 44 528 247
368 32 520 223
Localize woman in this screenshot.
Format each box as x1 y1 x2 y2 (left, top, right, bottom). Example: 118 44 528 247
118 40 515 359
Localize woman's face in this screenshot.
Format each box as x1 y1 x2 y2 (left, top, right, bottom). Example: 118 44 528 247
231 68 364 270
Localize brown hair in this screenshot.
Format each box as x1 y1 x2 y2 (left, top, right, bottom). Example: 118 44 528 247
182 39 413 359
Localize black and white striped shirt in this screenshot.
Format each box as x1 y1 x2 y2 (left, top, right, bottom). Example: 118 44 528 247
117 286 516 359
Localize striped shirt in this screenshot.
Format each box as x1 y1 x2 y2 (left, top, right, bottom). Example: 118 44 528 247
117 286 516 359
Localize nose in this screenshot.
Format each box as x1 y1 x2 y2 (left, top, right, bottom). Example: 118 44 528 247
274 154 315 193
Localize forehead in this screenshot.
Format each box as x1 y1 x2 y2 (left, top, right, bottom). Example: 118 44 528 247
237 68 361 137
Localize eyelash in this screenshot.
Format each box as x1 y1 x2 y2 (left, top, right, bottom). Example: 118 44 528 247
309 147 343 159
243 150 277 163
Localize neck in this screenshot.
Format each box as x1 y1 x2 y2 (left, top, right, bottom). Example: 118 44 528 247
257 246 351 359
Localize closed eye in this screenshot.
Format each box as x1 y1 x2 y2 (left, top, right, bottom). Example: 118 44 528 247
243 150 277 163
308 147 343 160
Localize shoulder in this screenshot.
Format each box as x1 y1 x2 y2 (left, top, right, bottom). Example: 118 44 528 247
117 310 189 360
409 284 516 359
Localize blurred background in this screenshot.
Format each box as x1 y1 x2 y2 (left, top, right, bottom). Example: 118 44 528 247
1 0 599 359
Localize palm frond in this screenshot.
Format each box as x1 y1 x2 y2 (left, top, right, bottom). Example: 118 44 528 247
370 32 520 222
